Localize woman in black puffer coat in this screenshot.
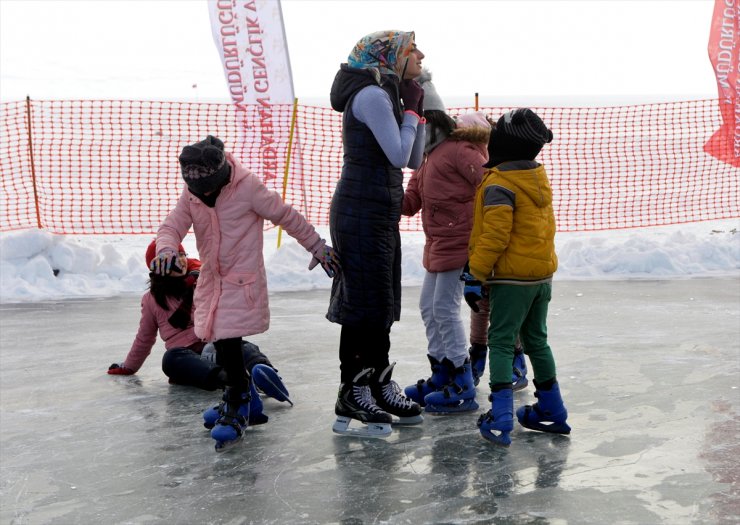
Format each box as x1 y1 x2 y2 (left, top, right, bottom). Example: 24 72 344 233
327 30 427 436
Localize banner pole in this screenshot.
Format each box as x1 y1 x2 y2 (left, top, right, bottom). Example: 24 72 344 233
475 92 479 111
277 97 300 248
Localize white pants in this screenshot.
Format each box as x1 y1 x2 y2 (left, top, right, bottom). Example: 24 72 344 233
419 268 468 368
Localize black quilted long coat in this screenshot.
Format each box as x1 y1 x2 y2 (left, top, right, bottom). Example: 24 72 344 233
326 64 404 329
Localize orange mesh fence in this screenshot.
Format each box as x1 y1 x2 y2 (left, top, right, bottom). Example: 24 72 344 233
1 98 738 234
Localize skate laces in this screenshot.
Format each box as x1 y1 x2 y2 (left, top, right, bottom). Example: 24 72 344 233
382 380 415 409
353 384 384 414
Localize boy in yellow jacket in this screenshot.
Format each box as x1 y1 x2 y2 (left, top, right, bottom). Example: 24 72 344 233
466 108 571 446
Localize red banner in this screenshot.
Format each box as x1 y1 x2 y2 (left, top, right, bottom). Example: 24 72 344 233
705 0 740 166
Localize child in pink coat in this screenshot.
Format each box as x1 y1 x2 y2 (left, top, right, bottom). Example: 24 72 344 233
401 71 491 413
149 135 338 451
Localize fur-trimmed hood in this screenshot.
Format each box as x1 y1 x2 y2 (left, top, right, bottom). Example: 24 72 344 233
447 126 490 145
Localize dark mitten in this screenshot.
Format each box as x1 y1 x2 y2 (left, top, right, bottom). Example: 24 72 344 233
399 79 424 115
416 89 425 116
460 263 486 312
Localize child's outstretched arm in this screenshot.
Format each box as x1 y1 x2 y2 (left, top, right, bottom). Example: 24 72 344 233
247 172 340 277
108 294 158 376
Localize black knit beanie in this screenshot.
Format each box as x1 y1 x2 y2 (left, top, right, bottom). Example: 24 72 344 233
179 135 231 194
484 108 553 168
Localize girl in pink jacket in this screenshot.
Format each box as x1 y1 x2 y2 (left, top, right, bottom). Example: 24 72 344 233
149 135 338 451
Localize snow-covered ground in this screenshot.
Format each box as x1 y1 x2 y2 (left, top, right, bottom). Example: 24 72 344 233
1 219 737 304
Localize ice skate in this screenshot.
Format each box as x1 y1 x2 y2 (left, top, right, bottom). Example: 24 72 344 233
424 358 479 414
478 388 514 446
210 387 253 452
371 363 423 425
203 382 268 429
512 343 529 392
333 368 393 438
516 380 571 435
468 343 487 387
252 363 293 405
403 355 449 407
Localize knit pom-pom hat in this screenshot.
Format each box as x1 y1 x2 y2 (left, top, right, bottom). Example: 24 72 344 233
179 135 231 195
484 108 553 168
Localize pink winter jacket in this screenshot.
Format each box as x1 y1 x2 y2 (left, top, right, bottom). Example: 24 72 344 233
402 127 489 272
156 153 323 341
123 293 201 372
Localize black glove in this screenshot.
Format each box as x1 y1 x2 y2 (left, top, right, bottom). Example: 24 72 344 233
399 79 424 115
460 264 486 313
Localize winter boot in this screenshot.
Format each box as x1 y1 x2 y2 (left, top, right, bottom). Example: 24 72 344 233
468 343 487 386
370 362 423 425
403 355 449 406
203 382 268 430
478 387 514 446
333 368 393 438
512 343 529 392
252 364 293 405
424 358 479 414
516 380 571 434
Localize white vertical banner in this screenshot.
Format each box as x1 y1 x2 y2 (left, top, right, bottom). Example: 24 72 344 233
208 0 296 184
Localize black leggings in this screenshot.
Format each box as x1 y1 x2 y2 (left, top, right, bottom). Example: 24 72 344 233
161 340 272 392
161 347 223 391
339 325 391 383
215 337 250 395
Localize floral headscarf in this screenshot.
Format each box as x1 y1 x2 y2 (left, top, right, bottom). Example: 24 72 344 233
347 30 416 80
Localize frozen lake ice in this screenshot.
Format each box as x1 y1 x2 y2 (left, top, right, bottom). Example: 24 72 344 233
1 279 738 524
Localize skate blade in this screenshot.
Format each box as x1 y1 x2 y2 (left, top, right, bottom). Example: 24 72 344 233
252 364 293 405
480 428 511 447
332 416 392 438
519 420 571 435
512 378 529 391
390 414 424 426
424 399 479 415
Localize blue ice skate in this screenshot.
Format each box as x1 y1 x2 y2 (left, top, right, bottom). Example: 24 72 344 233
512 346 529 392
210 388 252 452
252 363 293 406
424 359 479 414
516 381 571 435
204 383 267 432
403 355 449 407
478 388 514 446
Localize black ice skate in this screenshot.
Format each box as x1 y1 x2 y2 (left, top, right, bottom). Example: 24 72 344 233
333 368 393 438
371 362 423 425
